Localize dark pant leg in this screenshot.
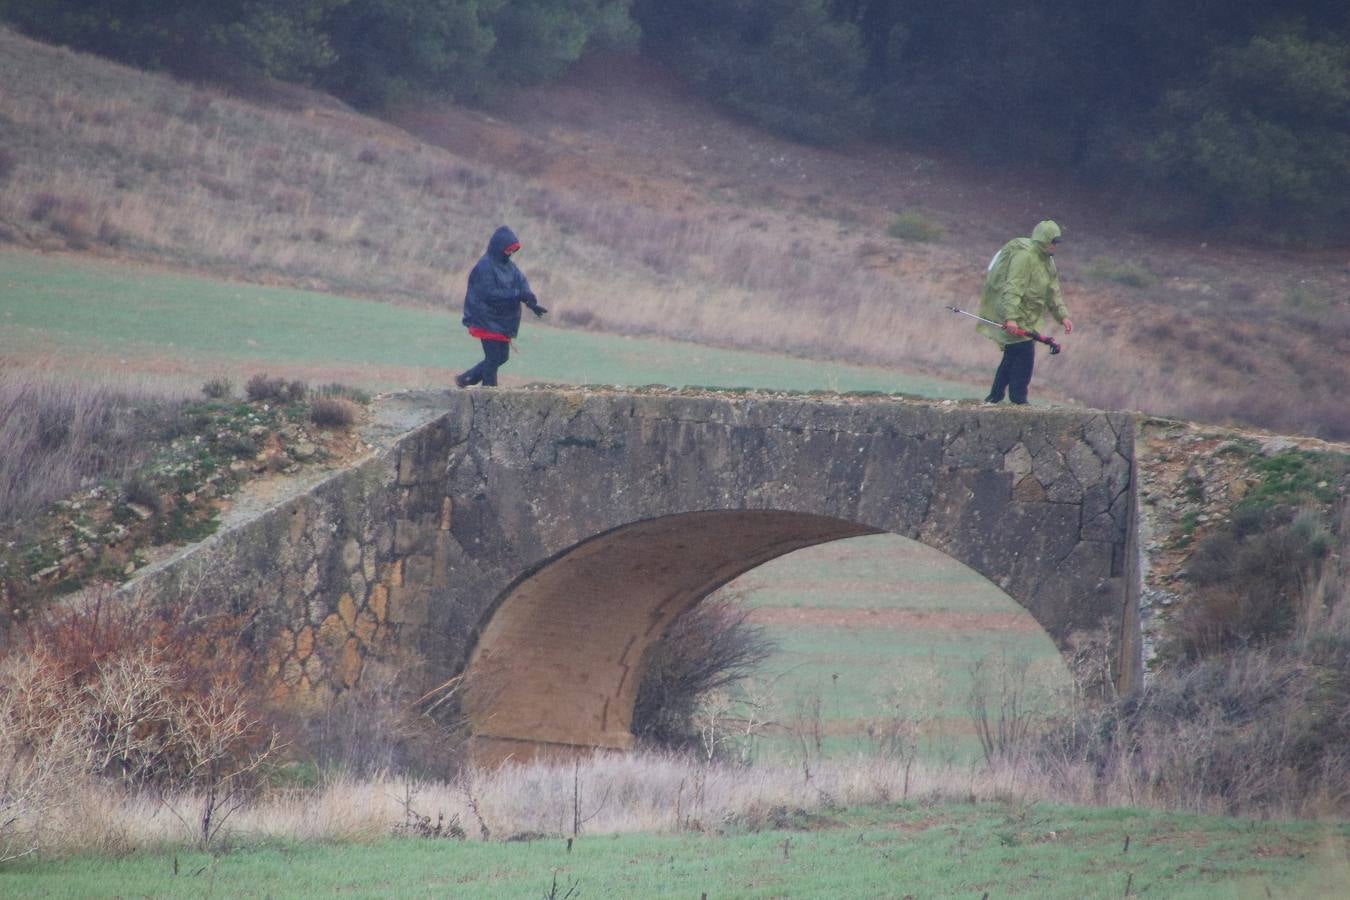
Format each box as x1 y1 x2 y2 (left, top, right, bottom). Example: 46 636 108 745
1005 340 1035 404
987 346 1013 402
987 340 1035 403
478 339 510 387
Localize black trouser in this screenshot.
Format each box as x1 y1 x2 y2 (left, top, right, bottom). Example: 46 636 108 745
461 339 510 387
986 339 1035 404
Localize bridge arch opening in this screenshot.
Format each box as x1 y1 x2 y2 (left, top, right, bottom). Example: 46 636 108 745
460 509 1074 765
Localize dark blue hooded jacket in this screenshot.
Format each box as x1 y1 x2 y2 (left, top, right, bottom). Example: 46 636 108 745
461 226 535 338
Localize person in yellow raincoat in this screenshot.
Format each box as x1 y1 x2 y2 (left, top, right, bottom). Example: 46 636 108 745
976 220 1074 404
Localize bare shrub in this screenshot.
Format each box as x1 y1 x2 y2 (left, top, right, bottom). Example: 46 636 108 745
1040 506 1350 817
631 595 775 752
0 372 185 522
27 193 95 248
291 662 460 780
27 192 61 221
200 377 233 399
244 374 283 402
967 652 1061 766
8 595 284 848
309 396 357 429
690 676 778 764
866 663 953 796
198 174 241 201
244 373 306 404
887 211 944 242
1172 508 1333 659
1039 646 1350 816
119 472 162 515
392 783 465 839
0 651 88 862
1083 257 1157 288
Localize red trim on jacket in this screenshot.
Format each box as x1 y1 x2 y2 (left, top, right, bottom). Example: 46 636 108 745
468 326 511 342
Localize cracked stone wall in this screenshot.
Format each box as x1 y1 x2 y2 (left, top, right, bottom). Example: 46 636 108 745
123 388 1140 733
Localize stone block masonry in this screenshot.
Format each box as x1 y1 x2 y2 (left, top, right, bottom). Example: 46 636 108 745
120 388 1140 761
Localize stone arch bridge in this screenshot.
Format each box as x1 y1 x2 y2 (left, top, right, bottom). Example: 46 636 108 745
128 388 1141 764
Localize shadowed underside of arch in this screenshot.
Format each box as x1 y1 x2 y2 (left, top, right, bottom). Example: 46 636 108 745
463 511 878 766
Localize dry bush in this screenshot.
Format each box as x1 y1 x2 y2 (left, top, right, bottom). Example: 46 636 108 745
201 377 233 399
689 675 779 765
1 595 284 853
313 382 370 404
244 373 306 404
1037 646 1350 817
967 653 1065 767
289 661 461 780
309 396 357 430
1038 506 1350 817
865 661 956 786
0 651 89 862
1171 508 1333 660
631 595 775 752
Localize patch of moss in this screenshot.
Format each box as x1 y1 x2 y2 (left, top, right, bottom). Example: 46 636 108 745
1238 449 1348 512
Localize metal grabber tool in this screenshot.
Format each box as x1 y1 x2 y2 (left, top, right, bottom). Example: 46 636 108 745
945 305 1062 354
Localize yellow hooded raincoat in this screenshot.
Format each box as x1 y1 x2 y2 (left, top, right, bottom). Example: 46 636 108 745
976 220 1069 347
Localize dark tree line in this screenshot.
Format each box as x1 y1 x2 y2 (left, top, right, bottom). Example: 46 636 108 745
0 0 636 105
3 0 1346 239
634 0 1349 240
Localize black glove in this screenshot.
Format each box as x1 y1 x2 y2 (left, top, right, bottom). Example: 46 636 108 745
530 303 548 318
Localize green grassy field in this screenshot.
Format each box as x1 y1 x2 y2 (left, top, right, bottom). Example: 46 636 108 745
725 535 1068 762
8 802 1346 899
0 249 984 397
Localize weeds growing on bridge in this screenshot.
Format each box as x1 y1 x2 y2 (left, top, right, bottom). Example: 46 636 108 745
0 368 367 620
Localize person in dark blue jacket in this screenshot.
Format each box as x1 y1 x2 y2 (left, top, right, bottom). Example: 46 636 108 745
455 225 547 388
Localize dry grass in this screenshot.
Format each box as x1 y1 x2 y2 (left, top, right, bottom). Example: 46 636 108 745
0 365 189 523
18 727 1347 859
0 753 1076 857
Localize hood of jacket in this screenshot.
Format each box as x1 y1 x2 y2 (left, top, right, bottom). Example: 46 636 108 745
461 225 531 338
1031 220 1061 247
487 225 519 261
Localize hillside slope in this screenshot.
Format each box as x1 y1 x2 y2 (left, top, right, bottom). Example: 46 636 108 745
1 29 1346 436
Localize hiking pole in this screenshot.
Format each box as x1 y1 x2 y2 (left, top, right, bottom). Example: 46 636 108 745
945 305 1062 355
